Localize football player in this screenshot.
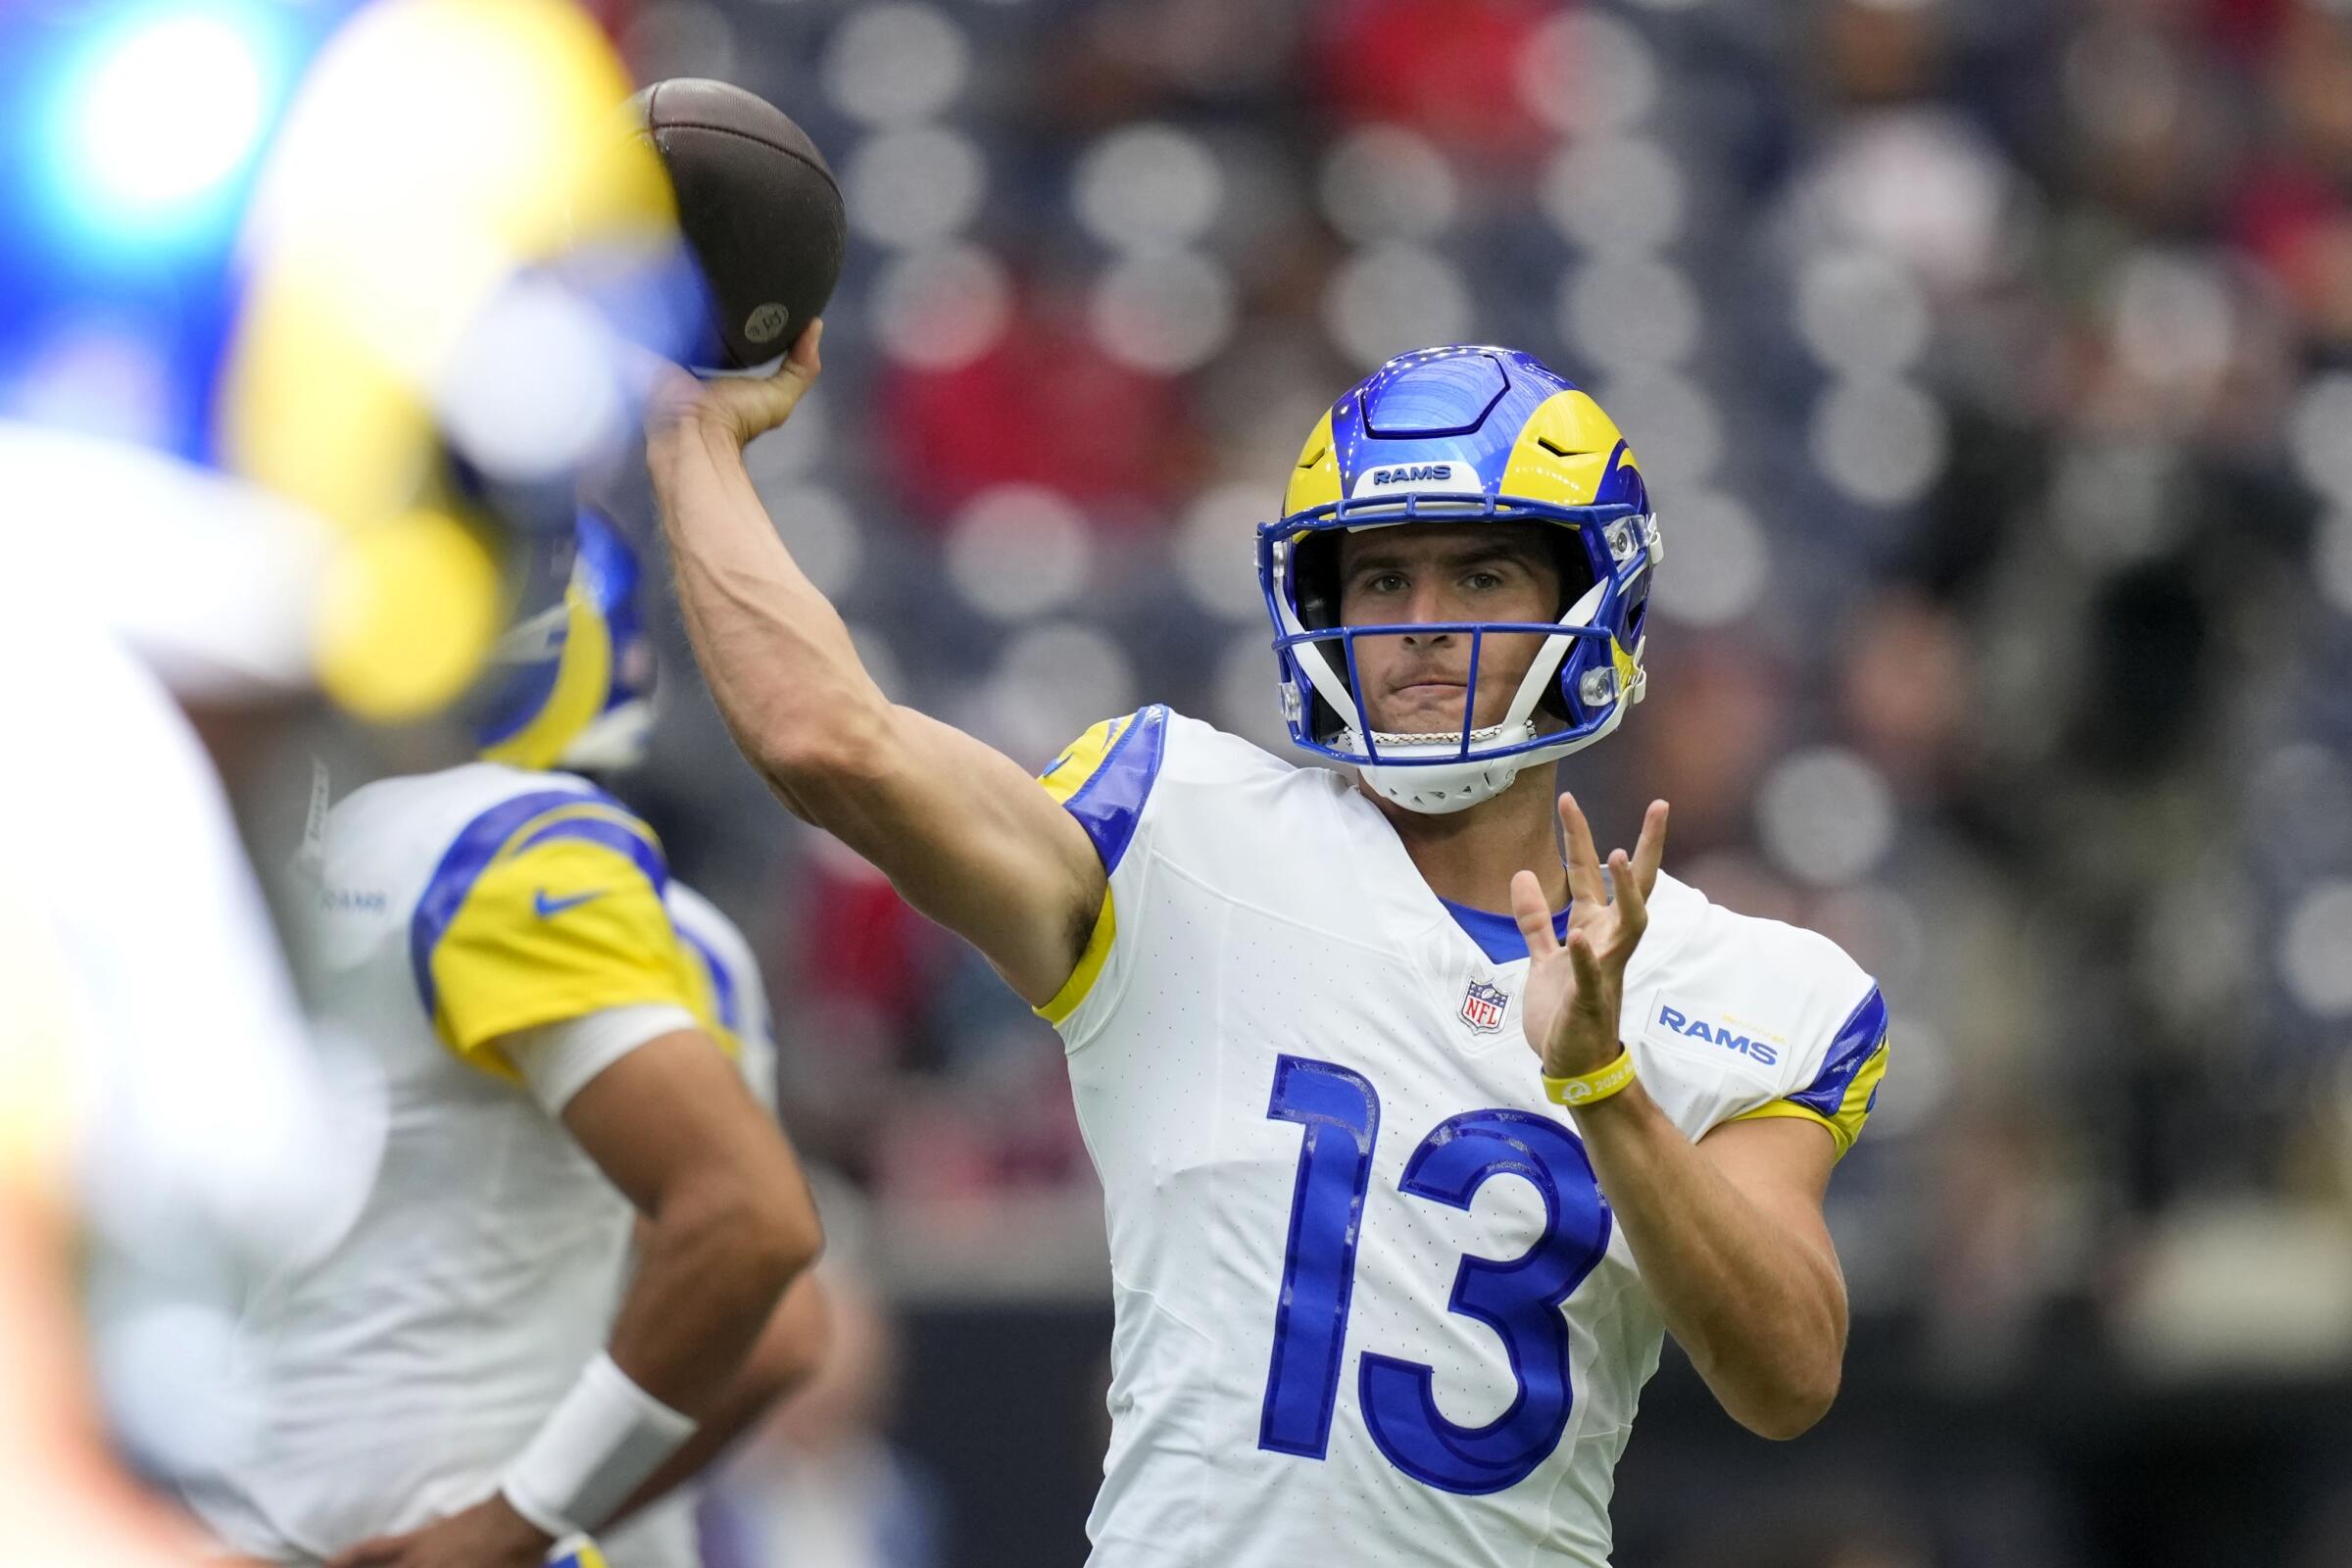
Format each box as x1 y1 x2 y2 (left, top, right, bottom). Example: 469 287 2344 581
646 328 1888 1567
0 593 357 1568
190 511 827 1568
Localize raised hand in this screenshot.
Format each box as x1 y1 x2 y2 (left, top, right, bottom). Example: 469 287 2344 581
1510 794 1669 1085
641 318 823 450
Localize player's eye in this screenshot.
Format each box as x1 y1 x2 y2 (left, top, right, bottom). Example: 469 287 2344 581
1360 570 1408 594
1463 569 1505 592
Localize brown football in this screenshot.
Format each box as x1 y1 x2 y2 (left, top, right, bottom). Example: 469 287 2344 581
624 77 845 369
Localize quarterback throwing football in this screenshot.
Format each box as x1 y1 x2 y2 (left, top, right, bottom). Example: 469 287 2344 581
649 329 1888 1566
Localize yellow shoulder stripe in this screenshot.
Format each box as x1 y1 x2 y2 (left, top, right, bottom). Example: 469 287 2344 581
1731 1037 1889 1160
1041 712 1132 807
1036 889 1116 1028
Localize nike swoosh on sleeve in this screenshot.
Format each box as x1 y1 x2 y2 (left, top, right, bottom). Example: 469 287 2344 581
533 889 609 918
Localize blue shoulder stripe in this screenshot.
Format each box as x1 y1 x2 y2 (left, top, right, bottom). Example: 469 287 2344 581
1052 705 1170 876
1785 986 1887 1118
408 786 668 1021
515 814 667 887
678 924 743 1036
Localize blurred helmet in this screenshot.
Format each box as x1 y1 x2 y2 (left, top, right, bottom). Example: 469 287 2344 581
1258 345 1660 814
474 506 656 773
0 0 682 716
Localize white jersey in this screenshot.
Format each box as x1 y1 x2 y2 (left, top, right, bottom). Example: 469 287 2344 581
0 604 358 1486
194 763 775 1567
1036 709 1889 1568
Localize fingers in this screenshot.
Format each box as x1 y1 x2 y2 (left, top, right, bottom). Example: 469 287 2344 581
1630 798 1669 899
1556 793 1608 905
788 317 824 377
1608 847 1647 939
1566 928 1607 1009
1510 868 1560 956
638 318 826 447
734 318 825 439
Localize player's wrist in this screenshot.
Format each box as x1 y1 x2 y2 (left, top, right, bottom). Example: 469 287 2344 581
1539 1023 1628 1086
500 1351 697 1540
1541 1045 1637 1109
475 1492 559 1560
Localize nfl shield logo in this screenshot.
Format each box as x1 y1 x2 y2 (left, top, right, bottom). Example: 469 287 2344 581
1459 980 1508 1034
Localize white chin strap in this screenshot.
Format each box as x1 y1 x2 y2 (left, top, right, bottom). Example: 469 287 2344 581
1348 722 1559 814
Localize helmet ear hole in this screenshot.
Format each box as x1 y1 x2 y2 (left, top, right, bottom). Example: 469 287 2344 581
1293 533 1343 633
1284 533 1354 746
1549 530 1598 619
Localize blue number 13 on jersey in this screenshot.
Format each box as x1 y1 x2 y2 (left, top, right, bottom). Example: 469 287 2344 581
1258 1054 1614 1495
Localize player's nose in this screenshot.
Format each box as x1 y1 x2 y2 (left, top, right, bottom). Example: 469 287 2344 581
1396 582 1458 642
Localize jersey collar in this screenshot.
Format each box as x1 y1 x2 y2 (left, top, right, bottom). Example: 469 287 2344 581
1437 896 1570 965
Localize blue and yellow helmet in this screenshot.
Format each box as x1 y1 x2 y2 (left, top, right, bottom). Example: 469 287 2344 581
473 506 655 773
1257 345 1660 813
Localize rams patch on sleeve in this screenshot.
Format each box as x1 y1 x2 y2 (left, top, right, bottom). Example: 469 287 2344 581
1644 996 1788 1070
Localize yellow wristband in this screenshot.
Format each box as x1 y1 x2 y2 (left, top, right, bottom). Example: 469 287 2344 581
1543 1050 1637 1108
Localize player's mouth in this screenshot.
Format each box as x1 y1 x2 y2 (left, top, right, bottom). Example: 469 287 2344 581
1376 676 1479 730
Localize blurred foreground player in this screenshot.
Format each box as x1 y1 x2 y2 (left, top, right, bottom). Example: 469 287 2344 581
0 587 358 1568
191 513 825 1568
1 0 697 1554
648 334 1889 1565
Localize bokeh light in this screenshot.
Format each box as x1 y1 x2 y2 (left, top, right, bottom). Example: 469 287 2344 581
751 483 863 600
822 3 970 126
847 126 988 251
1323 244 1473 369
1073 124 1224 254
872 245 1014 370
1647 489 1766 627
1174 481 1270 620
1810 375 1949 507
1756 747 1899 887
1794 248 1933 375
1318 125 1456 245
2111 251 2234 394
1596 371 1722 492
1089 253 1238 375
742 390 831 487
1540 135 1687 256
312 509 503 721
2288 372 2352 503
945 484 1093 621
2279 880 2352 1017
1517 11 1658 136
984 621 1139 759
63 7 274 225
431 275 622 483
